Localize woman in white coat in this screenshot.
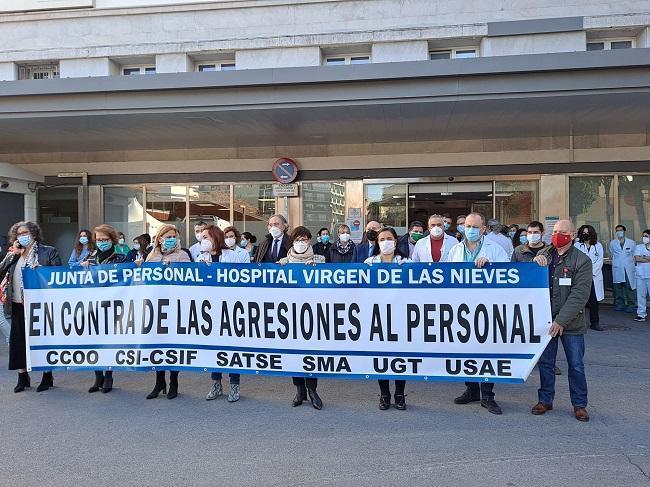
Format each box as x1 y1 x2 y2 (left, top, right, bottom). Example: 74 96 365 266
576 225 605 331
609 224 637 313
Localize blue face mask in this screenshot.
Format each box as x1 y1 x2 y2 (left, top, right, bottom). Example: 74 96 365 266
96 241 112 252
17 235 32 247
615 231 624 239
79 236 89 245
444 223 451 231
240 239 248 248
321 235 330 244
162 237 177 250
519 234 528 245
457 224 464 234
508 231 516 239
464 227 481 243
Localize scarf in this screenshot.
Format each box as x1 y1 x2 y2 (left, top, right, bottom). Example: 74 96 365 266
335 239 353 255
286 246 315 263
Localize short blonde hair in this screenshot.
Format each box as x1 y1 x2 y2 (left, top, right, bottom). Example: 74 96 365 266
93 224 119 244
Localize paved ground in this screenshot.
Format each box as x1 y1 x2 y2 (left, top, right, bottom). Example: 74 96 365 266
0 307 648 487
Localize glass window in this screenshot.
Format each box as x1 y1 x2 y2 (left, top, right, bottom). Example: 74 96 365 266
494 181 539 229
18 63 60 80
122 66 155 75
144 67 156 74
198 63 236 72
302 182 346 237
350 56 370 64
198 64 217 72
233 184 276 242
145 186 188 247
569 176 614 252
104 186 145 242
221 63 236 71
618 175 650 242
611 40 632 49
587 42 605 51
325 55 370 66
38 187 79 254
365 184 407 235
430 51 451 60
455 49 477 58
325 57 346 65
188 185 231 232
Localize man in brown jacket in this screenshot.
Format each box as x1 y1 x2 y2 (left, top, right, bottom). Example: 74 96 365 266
531 219 593 421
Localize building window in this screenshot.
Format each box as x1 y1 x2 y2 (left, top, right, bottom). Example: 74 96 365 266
429 49 478 60
586 39 634 51
618 175 650 242
302 182 346 238
18 63 59 80
569 176 614 255
38 186 78 254
365 183 407 235
197 62 236 72
494 181 539 229
233 184 276 239
104 186 145 243
188 185 231 231
325 55 371 66
122 66 156 75
145 186 188 245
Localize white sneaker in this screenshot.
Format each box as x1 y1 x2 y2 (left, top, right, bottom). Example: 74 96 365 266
227 384 240 403
206 380 223 400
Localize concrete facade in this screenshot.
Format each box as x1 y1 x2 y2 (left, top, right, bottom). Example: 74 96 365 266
59 57 119 77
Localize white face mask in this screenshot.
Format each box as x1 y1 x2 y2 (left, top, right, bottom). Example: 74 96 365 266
293 241 309 254
225 237 236 249
133 243 141 251
379 240 396 255
195 232 203 242
339 233 350 243
527 233 542 244
269 226 283 239
200 239 213 252
643 236 650 245
430 226 444 238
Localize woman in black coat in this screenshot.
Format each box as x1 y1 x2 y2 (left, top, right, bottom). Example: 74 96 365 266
328 224 356 264
0 221 61 393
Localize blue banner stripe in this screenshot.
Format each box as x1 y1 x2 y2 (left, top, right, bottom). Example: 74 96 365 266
29 343 534 359
28 366 525 384
22 262 549 290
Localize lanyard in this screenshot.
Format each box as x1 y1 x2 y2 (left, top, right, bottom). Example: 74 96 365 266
463 238 483 262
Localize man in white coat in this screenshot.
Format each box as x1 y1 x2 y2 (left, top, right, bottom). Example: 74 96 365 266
609 224 637 313
412 214 458 263
445 212 509 415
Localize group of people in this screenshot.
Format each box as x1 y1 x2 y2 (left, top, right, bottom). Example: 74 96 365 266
1 212 649 422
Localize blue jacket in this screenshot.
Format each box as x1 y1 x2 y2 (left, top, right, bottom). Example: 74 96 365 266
351 242 375 263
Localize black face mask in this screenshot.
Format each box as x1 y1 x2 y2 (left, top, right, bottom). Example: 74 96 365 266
366 230 378 242
581 232 590 241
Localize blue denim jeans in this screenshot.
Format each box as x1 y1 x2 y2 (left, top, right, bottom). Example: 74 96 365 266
538 334 588 407
211 372 240 384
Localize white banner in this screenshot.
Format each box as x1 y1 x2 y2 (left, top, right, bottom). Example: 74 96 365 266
23 263 552 383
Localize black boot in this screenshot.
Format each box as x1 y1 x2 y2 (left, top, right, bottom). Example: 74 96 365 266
36 372 53 392
394 394 407 411
146 371 167 399
307 387 322 410
89 371 104 393
167 373 178 400
102 371 113 393
454 387 480 404
378 394 391 410
14 372 30 393
292 385 307 407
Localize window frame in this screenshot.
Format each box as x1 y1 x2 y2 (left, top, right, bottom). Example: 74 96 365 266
196 61 236 72
324 54 371 66
18 62 60 80
121 65 156 76
586 38 635 51
429 48 479 60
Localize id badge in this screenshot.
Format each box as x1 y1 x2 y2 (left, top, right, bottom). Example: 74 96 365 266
559 278 572 286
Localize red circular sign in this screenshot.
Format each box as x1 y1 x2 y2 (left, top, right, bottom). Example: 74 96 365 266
272 158 299 184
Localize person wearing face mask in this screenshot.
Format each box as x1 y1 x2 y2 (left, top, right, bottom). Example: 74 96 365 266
329 224 356 264
455 214 466 242
575 225 605 331
126 234 150 263
352 220 382 263
254 214 291 263
507 224 520 242
68 229 94 268
442 214 455 237
531 220 593 422
513 228 527 247
81 224 128 394
363 227 411 410
113 232 131 255
1 221 61 393
398 221 425 259
189 221 208 262
313 228 332 262
202 225 248 402
144 224 191 400
239 232 258 262
609 225 637 313
412 214 458 263
633 230 650 322
277 227 326 409
446 213 509 415
512 221 547 262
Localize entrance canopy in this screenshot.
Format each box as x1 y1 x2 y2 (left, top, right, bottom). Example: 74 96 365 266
1 49 650 157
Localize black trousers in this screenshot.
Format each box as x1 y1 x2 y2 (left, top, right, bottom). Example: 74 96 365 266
155 370 179 382
293 377 317 390
9 303 26 370
378 380 405 397
465 381 495 400
585 283 600 327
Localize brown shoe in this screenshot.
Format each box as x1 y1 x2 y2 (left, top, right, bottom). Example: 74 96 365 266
574 406 590 422
531 402 553 415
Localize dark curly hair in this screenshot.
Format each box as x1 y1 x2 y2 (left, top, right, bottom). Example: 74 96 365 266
8 221 43 244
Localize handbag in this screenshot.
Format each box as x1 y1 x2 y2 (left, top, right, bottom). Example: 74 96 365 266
0 272 8 305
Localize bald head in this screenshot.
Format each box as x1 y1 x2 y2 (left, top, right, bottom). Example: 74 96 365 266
366 221 382 232
553 219 575 234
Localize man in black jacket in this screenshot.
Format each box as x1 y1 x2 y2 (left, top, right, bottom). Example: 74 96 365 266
254 214 291 263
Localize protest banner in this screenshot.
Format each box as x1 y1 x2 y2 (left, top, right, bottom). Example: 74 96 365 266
23 262 552 383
